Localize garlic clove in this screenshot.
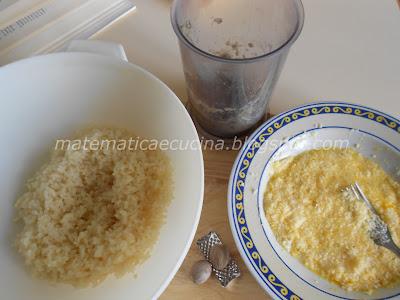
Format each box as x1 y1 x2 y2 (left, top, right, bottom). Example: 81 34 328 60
191 260 212 285
209 244 231 270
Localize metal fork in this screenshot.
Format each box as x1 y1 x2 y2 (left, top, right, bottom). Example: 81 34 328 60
344 182 400 258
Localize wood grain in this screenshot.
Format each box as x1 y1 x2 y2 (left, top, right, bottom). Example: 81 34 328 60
161 149 269 300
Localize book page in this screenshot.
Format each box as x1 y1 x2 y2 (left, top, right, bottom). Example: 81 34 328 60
0 0 88 45
0 0 135 65
0 0 19 11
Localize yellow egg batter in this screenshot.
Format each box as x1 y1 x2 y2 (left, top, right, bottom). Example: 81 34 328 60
263 148 400 293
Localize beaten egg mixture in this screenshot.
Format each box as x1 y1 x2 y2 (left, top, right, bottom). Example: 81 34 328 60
263 148 400 293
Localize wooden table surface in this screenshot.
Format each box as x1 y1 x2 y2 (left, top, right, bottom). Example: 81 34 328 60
160 148 268 300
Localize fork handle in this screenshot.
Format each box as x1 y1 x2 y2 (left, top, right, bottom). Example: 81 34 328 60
383 241 400 259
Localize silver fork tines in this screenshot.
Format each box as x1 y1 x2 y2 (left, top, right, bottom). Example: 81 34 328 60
345 182 400 258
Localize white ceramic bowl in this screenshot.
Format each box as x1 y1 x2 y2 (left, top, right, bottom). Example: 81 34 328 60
0 52 204 300
228 102 400 300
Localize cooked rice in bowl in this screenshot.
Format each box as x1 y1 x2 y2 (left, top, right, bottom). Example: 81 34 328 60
14 127 173 287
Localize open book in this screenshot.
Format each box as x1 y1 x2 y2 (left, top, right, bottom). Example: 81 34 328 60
0 0 135 65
